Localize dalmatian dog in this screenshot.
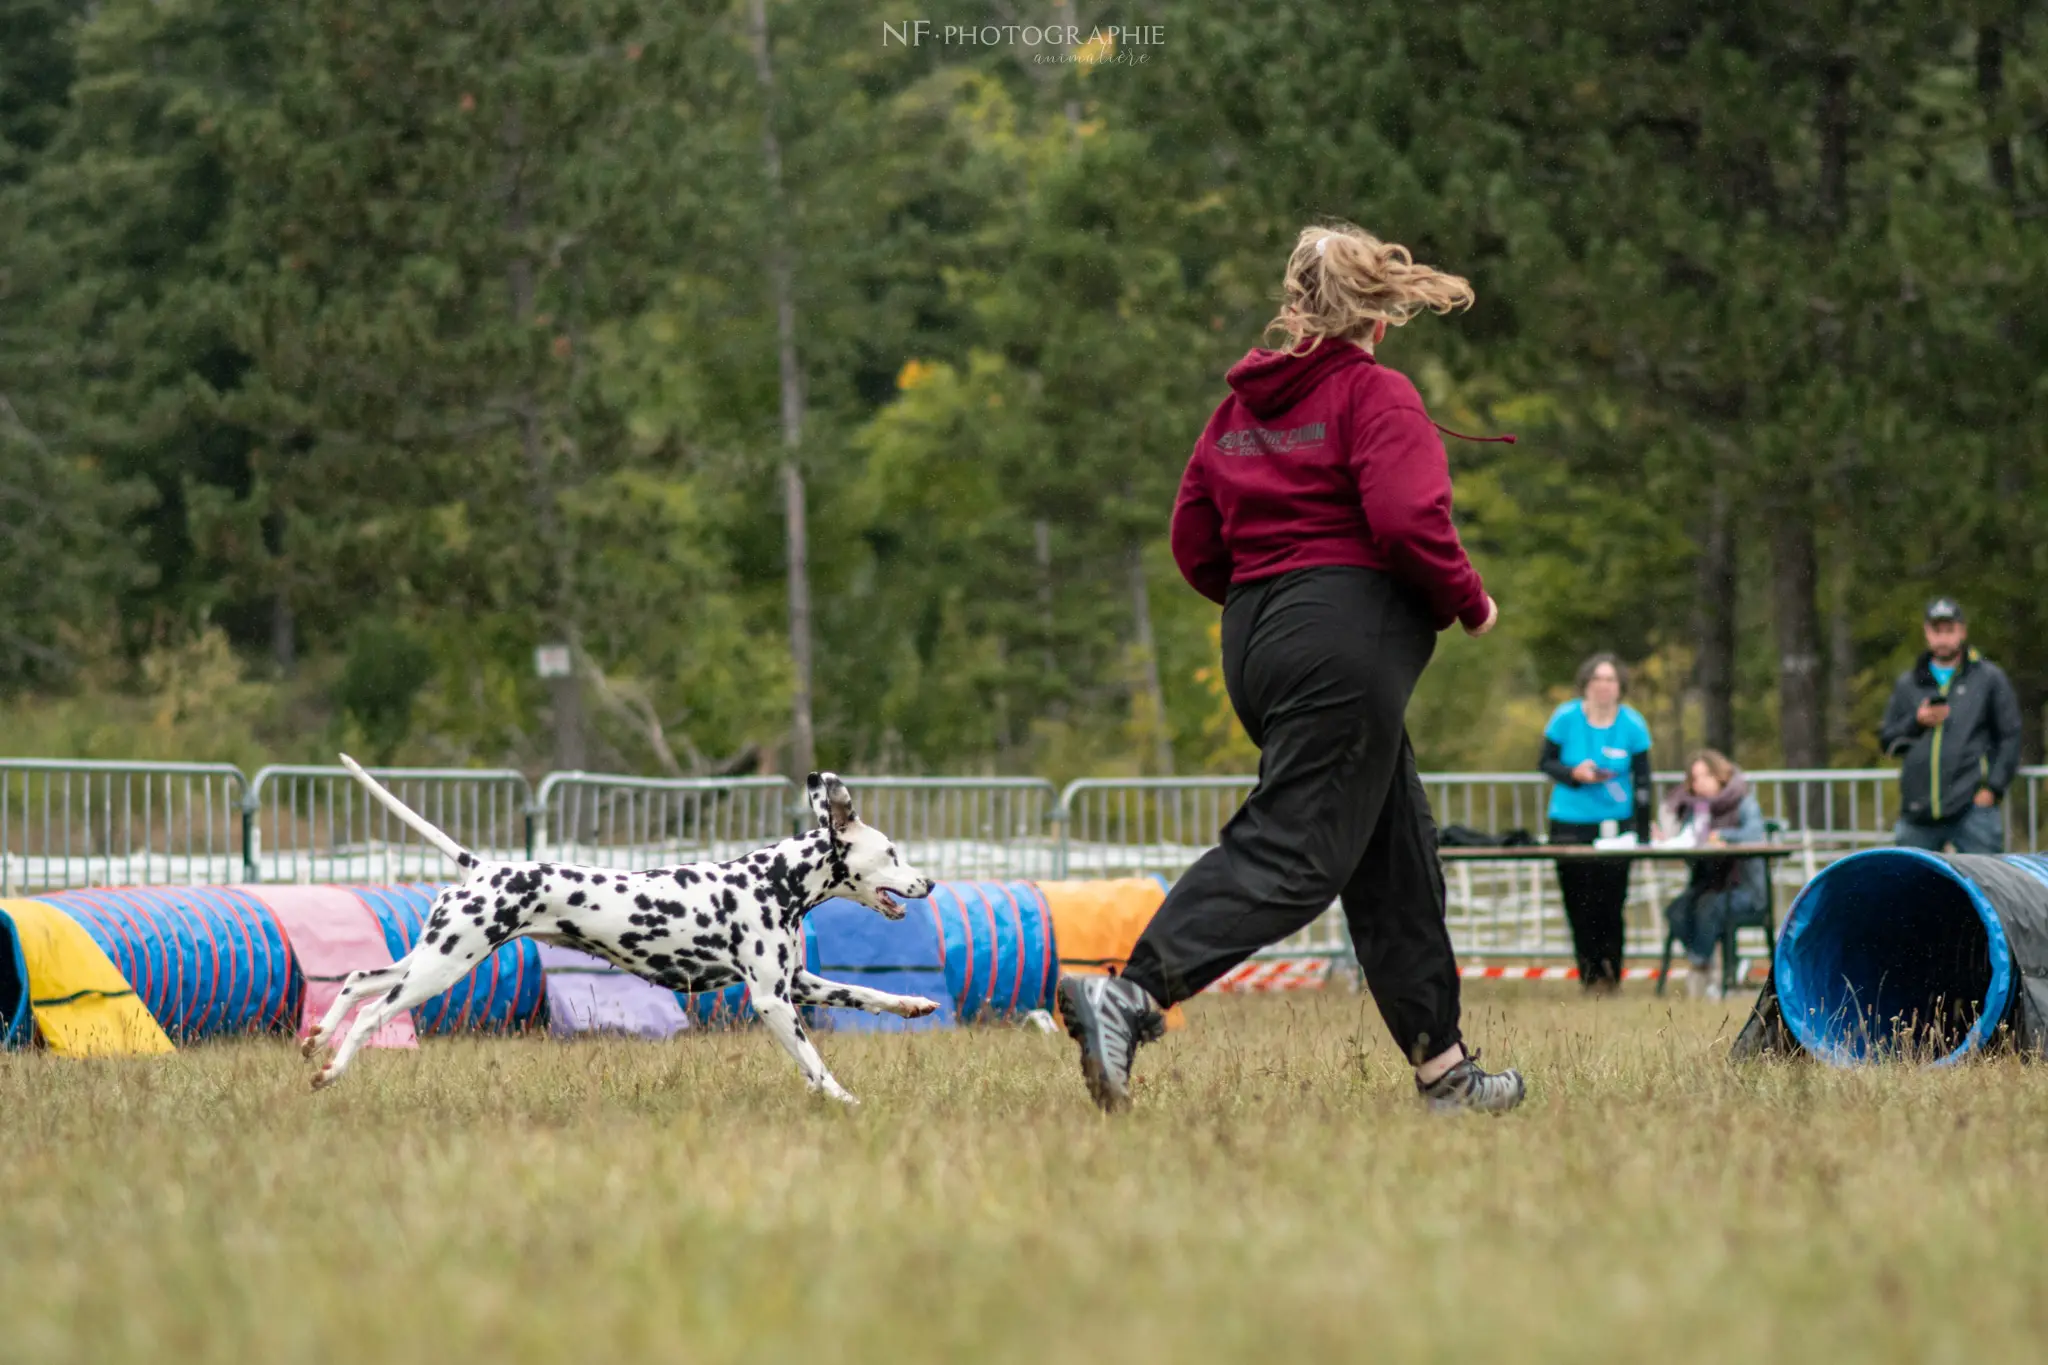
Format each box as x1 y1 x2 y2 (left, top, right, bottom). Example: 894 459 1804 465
304 755 939 1103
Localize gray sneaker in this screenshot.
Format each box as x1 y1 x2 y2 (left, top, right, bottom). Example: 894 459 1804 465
1417 1048 1527 1115
1057 973 1166 1113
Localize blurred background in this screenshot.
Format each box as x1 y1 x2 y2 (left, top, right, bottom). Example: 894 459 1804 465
2 0 2043 783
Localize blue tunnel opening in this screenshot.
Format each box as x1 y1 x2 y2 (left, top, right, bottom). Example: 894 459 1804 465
1777 849 2013 1066
0 913 27 1047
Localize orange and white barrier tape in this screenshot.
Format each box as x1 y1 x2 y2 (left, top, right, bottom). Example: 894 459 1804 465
1459 962 1768 983
1206 957 1332 992
1202 957 1768 993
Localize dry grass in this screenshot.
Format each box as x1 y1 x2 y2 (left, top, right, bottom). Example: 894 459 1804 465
5 986 2048 1365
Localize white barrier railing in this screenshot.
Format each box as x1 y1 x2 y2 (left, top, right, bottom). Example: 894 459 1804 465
244 765 532 884
1056 768 2048 965
532 773 794 868
837 777 1062 883
0 760 248 895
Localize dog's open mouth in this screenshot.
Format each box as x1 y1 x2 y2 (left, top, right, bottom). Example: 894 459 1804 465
875 889 904 916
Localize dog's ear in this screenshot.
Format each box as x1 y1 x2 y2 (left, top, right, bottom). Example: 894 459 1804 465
806 771 857 836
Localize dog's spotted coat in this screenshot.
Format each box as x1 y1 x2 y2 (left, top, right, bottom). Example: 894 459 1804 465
305 760 938 1102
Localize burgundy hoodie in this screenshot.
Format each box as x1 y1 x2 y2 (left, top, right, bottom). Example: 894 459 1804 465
1169 341 1491 632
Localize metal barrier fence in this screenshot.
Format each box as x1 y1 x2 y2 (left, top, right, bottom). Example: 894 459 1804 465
3 756 2043 972
1416 768 2048 853
244 765 533 884
532 773 794 868
1057 768 2048 966
839 777 1062 882
1049 776 1352 961
533 773 1063 882
0 760 248 895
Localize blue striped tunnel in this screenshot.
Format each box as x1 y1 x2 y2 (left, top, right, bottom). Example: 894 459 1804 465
923 882 1056 1022
33 887 297 1041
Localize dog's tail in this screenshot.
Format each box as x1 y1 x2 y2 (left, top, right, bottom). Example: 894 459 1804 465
339 754 479 874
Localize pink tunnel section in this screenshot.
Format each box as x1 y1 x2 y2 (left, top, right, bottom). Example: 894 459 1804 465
250 885 418 1051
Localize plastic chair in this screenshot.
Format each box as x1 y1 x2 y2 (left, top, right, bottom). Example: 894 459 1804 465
1657 819 1783 996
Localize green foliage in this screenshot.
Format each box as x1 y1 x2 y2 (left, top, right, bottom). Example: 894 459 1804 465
334 620 434 761
4 0 2046 773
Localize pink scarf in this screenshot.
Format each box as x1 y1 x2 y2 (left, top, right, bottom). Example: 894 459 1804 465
1663 770 1750 835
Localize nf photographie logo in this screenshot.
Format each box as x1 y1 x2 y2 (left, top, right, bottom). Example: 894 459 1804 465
882 20 1165 63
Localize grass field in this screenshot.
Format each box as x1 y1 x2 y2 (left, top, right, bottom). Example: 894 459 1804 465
6 986 2048 1364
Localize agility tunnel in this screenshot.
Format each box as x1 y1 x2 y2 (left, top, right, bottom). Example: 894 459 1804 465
0 875 1199 1054
32 887 297 1042
1735 849 2048 1065
253 886 417 1051
0 899 174 1056
536 942 691 1039
925 881 1056 1021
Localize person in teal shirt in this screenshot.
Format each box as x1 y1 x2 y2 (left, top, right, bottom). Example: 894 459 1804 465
1538 653 1654 991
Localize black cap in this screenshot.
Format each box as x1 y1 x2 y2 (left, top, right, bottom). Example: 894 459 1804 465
1924 596 1965 624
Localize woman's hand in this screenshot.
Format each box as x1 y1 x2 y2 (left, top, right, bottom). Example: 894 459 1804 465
1570 759 1601 785
1463 595 1499 638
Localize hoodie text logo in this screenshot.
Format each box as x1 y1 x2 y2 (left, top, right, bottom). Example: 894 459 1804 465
1214 421 1327 455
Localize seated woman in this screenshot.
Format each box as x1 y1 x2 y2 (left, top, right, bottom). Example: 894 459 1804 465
1659 749 1768 998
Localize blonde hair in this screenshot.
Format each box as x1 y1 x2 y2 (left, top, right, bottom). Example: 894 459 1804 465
1263 223 1475 354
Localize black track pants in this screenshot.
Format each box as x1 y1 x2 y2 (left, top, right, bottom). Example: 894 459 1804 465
1548 819 1630 988
1121 566 1463 1063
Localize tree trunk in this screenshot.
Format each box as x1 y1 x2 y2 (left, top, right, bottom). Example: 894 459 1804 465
1979 24 2017 202
1816 55 1852 234
782 459 814 777
502 100 584 772
1979 21 2036 767
1033 518 1055 676
1693 481 1736 754
1769 493 1826 770
1776 52 1850 783
271 589 295 678
263 508 295 677
1127 540 1173 776
1826 553 1856 763
750 0 815 780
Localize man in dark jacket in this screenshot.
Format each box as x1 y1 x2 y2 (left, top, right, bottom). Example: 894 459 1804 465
1878 597 2023 854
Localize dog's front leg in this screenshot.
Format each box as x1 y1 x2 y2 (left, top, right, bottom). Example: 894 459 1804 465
789 969 940 1019
749 988 858 1105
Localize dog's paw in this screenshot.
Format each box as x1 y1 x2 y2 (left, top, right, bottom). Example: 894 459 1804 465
300 1032 324 1061
900 997 940 1018
310 1068 336 1092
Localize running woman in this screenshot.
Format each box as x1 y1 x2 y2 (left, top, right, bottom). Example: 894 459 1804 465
1056 222 1527 1115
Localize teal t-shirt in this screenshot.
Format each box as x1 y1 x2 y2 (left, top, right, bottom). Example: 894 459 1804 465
1931 661 1956 691
1545 701 1654 825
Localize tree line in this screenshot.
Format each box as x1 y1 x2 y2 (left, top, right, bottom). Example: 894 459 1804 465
2 0 2044 780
